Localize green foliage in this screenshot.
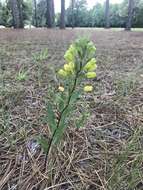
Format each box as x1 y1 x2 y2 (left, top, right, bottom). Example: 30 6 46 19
46 102 56 134
16 69 28 81
33 48 48 62
1 0 143 28
89 3 105 27
38 38 97 167
0 108 11 134
22 0 33 24
32 0 47 27
115 75 137 97
0 1 12 26
0 0 32 27
33 48 48 86
133 0 143 27
66 0 143 28
110 4 125 27
37 135 49 153
66 0 88 27
107 128 143 189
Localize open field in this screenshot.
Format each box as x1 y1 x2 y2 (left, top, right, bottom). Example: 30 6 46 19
0 28 143 190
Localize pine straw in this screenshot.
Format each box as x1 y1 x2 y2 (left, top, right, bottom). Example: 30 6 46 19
0 87 143 189
0 29 143 189
0 127 103 189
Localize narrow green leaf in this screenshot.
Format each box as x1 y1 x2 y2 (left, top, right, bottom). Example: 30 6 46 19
55 93 65 112
70 91 80 104
52 105 72 144
46 102 56 133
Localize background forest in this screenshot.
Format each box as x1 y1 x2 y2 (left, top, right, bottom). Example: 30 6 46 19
0 0 143 29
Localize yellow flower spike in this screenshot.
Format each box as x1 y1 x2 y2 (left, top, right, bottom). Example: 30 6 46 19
58 69 68 77
86 72 96 79
83 58 97 72
84 85 93 92
58 86 64 92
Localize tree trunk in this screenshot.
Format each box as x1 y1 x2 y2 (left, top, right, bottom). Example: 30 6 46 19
71 0 75 28
46 0 55 28
10 0 24 28
18 0 23 28
60 0 65 29
33 0 38 27
51 0 55 26
105 0 110 28
126 0 134 30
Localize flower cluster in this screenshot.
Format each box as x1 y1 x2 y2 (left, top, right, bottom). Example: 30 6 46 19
58 38 97 92
58 45 76 78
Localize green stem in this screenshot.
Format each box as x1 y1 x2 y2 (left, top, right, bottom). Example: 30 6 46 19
44 72 79 170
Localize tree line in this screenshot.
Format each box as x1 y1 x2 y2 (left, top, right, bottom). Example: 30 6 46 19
0 0 143 30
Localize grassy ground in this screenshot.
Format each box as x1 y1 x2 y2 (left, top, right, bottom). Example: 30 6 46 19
0 28 143 190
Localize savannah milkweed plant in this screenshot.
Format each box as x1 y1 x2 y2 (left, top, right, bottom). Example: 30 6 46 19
38 38 97 169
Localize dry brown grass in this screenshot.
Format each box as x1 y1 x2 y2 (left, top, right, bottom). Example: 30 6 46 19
0 28 143 190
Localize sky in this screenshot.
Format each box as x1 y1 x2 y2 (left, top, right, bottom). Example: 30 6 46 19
54 0 123 13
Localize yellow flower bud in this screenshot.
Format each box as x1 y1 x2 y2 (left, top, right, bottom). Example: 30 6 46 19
69 62 75 74
69 62 75 70
63 62 75 75
58 86 64 92
58 69 68 77
83 58 97 72
64 64 71 72
64 50 74 62
64 44 76 62
84 85 93 92
88 42 96 52
69 44 75 51
86 72 96 79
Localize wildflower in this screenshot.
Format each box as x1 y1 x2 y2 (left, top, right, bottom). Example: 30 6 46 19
58 69 68 77
86 72 96 79
58 86 64 92
84 85 93 92
83 58 97 72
